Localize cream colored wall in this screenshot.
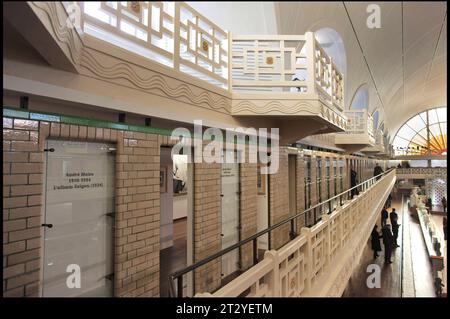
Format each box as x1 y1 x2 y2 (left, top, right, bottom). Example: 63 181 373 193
274 2 447 137
187 2 278 35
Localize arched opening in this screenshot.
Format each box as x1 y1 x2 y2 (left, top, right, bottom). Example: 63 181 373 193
393 107 447 156
350 84 369 110
372 110 379 129
314 27 347 76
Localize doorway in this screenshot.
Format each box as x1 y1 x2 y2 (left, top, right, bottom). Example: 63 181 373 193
159 147 192 297
42 140 115 297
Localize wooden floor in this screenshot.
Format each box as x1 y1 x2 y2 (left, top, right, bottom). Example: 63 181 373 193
159 218 187 297
343 198 403 297
343 195 438 297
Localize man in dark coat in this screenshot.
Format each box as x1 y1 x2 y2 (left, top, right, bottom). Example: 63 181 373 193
427 197 432 210
381 224 394 264
443 216 447 241
371 225 382 259
350 168 358 198
386 193 392 208
373 163 383 180
381 208 389 227
389 208 400 247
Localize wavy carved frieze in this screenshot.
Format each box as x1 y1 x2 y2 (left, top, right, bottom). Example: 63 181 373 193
232 100 321 116
28 1 82 67
80 49 231 114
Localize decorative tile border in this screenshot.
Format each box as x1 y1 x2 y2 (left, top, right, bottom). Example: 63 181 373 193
3 107 271 147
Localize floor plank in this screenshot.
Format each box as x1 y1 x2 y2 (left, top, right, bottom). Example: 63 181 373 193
159 218 187 297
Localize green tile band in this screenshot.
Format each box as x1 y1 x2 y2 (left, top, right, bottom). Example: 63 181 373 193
3 108 30 119
3 107 271 147
30 112 60 122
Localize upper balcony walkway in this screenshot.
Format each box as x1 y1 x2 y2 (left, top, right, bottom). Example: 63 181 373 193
334 109 375 153
361 129 389 155
4 1 347 144
396 167 447 180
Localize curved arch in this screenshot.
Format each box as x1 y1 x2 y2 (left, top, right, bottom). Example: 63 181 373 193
393 106 447 156
313 27 347 76
372 110 379 130
350 83 369 110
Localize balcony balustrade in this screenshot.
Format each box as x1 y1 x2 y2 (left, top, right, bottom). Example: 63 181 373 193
77 1 230 89
334 109 375 153
361 129 386 155
67 2 346 142
76 2 344 110
191 169 396 297
396 167 447 179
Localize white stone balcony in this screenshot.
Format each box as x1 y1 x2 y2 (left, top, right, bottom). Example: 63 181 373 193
361 129 386 155
229 33 346 143
74 2 347 140
334 109 375 153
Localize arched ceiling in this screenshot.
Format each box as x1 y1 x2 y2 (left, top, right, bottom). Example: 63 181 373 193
191 2 447 140
275 1 447 140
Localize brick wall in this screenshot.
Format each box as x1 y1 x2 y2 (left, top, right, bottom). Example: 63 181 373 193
3 113 267 297
240 160 257 270
321 157 328 215
3 118 43 297
296 153 305 231
269 147 289 250
3 118 162 297
193 161 221 293
309 156 318 226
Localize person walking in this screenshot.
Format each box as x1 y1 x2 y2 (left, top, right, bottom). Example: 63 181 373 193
371 225 382 259
381 208 389 227
350 168 358 198
385 193 392 209
373 162 383 180
443 216 447 241
442 196 447 214
381 224 394 264
427 197 432 210
390 208 400 247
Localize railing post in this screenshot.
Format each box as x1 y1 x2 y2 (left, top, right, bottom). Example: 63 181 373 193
173 2 180 71
300 227 312 294
290 219 296 239
177 276 183 298
228 31 232 92
305 31 316 94
322 214 331 267
253 238 258 265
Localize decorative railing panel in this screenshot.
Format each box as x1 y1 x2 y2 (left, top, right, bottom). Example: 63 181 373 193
396 167 447 179
231 33 345 111
340 110 374 137
78 1 229 88
231 35 309 92
313 38 344 111
64 2 346 118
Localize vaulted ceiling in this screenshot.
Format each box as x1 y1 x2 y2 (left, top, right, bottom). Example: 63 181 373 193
275 1 447 140
191 1 447 140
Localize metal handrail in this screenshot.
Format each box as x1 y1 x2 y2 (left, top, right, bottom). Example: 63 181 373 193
168 168 395 297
